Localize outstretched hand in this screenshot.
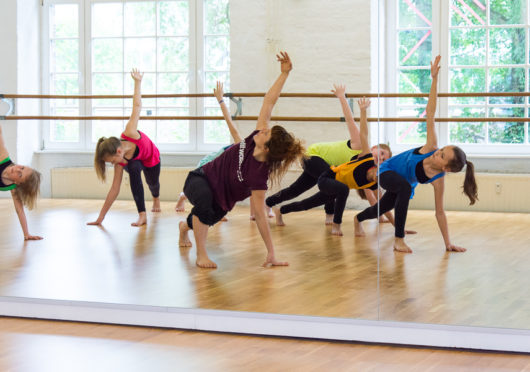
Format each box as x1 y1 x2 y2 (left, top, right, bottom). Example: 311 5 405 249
331 84 346 99
24 234 43 241
213 81 224 102
276 51 292 73
446 243 466 252
87 220 102 226
263 254 289 267
358 97 371 110
430 55 441 79
131 68 144 82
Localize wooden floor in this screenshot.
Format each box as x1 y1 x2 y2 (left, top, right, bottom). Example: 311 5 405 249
0 199 529 330
1 317 529 372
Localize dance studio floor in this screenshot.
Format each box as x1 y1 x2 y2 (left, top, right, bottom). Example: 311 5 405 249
0 199 528 330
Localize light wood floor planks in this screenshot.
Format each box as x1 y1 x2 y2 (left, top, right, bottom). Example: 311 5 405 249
0 199 529 329
1 317 529 372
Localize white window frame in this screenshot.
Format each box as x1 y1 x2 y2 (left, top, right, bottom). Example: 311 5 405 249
42 0 229 152
384 0 530 156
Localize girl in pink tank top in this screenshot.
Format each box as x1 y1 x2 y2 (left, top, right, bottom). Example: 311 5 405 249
88 69 161 228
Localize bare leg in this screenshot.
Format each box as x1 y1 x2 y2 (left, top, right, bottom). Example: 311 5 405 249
175 192 187 212
273 207 285 226
325 214 333 225
393 237 412 253
354 215 365 237
179 221 192 247
131 212 147 227
192 215 217 268
331 223 343 236
151 197 161 212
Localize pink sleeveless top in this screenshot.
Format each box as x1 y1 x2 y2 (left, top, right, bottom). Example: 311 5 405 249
119 131 160 168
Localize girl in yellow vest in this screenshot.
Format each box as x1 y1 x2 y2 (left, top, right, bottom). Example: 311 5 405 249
266 84 391 225
275 98 402 236
0 124 42 240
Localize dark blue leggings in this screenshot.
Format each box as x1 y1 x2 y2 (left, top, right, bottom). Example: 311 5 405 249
356 171 412 238
124 160 160 213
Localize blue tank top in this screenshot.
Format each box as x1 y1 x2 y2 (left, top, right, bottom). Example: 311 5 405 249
379 147 445 198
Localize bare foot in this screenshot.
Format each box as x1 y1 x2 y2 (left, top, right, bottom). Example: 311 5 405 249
274 208 285 226
393 238 413 253
354 215 365 237
267 206 275 218
151 197 161 212
196 254 217 268
175 193 186 212
179 221 192 247
221 216 228 222
131 212 147 227
325 214 333 225
331 223 343 236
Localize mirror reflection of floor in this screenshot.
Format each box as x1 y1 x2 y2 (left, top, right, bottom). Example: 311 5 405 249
0 199 528 329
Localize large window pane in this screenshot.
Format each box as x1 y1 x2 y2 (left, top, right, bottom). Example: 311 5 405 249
490 0 526 25
92 73 124 107
124 2 156 37
449 68 486 104
204 0 230 34
205 37 230 71
398 30 432 67
450 0 486 26
124 38 156 71
488 107 525 144
449 107 486 143
204 107 229 143
489 28 525 65
398 69 430 105
157 108 189 143
158 38 189 71
50 108 79 142
92 39 123 72
51 40 78 73
488 68 525 104
450 28 485 65
396 107 427 144
92 3 123 37
158 1 189 36
50 4 78 38
92 108 125 142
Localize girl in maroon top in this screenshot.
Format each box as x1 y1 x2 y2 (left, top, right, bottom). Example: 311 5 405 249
179 52 305 269
88 69 161 227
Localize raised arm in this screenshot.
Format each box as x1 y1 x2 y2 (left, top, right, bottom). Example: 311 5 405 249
332 84 361 150
357 97 371 156
0 125 10 159
432 177 466 252
214 81 242 143
256 51 292 131
421 55 441 153
123 68 144 139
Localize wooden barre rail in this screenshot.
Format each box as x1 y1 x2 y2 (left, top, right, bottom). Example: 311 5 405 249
3 115 529 122
2 92 530 99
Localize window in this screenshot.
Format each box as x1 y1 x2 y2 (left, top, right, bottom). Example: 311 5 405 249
42 0 230 151
386 0 530 155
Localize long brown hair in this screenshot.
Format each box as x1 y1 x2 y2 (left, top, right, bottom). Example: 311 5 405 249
265 125 305 186
94 136 121 181
357 143 393 200
14 168 41 210
448 145 478 205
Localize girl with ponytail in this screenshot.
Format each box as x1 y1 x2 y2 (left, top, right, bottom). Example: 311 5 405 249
88 69 161 227
355 56 478 253
179 51 305 269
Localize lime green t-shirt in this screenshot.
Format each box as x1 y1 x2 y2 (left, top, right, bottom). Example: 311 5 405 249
306 140 362 167
0 157 17 191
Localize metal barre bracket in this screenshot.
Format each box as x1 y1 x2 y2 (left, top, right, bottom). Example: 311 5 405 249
228 93 243 117
348 98 354 115
0 96 15 116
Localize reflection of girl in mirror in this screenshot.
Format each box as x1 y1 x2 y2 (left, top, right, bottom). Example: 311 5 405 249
274 98 398 236
179 51 305 269
88 69 161 227
355 56 478 253
0 125 42 240
267 84 392 225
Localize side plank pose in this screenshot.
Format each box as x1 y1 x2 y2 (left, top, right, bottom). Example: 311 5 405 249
266 83 391 225
354 56 478 253
0 125 42 240
89 69 161 227
179 51 305 269
274 98 400 236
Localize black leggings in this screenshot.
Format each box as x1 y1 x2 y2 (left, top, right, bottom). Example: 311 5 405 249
266 156 335 215
356 171 412 238
183 169 227 229
125 160 161 213
279 170 350 224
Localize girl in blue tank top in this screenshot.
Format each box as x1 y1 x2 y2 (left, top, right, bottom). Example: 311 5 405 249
355 56 478 254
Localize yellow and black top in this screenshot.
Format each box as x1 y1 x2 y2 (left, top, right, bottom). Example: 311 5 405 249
0 157 16 191
331 153 377 190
